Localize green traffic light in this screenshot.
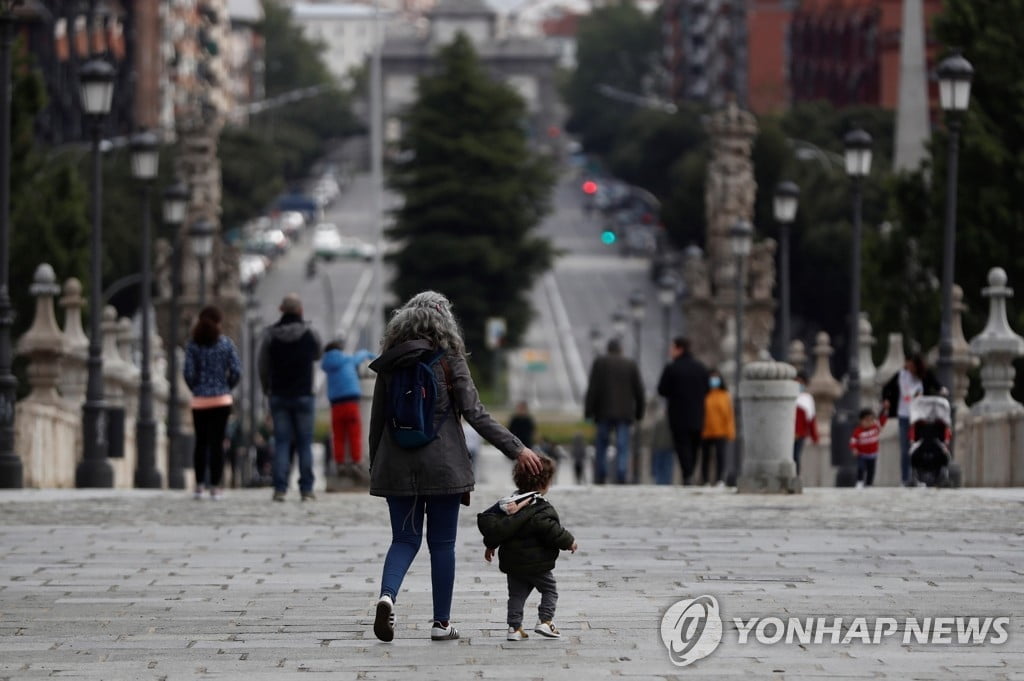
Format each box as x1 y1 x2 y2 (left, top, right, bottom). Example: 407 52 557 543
601 230 616 245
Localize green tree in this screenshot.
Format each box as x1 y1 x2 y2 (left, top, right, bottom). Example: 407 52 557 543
387 34 555 369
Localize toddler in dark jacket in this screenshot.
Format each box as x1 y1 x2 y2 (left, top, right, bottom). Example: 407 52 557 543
477 456 577 641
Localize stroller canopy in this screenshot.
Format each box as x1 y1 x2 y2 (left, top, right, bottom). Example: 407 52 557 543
909 396 951 425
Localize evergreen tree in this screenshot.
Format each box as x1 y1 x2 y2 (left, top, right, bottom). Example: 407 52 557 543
387 34 555 367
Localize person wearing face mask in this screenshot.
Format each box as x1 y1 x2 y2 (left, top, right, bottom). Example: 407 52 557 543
793 372 819 476
699 370 735 486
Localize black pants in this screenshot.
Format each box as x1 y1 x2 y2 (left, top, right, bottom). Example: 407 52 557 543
507 571 558 628
857 456 877 486
700 438 727 484
192 406 231 488
671 427 702 484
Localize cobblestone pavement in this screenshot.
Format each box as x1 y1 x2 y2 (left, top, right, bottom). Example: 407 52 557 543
1 483 1022 680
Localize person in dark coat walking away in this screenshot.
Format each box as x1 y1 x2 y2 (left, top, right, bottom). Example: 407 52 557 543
880 353 943 486
508 400 536 449
368 291 543 643
183 306 241 501
478 456 577 641
657 337 709 485
583 338 645 484
258 293 323 502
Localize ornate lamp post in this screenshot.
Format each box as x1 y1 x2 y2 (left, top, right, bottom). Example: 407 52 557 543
657 273 678 363
130 131 161 488
189 219 215 308
628 289 646 484
162 181 188 489
729 218 753 485
75 58 116 488
834 127 873 487
936 52 973 401
773 181 799 357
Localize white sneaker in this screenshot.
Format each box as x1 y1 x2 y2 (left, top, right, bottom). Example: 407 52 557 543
192 488 204 501
430 621 459 641
534 621 561 638
507 626 529 641
373 595 395 642
855 481 865 489
210 488 223 501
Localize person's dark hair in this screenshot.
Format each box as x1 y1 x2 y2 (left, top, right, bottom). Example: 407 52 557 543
908 353 926 378
796 371 809 383
673 337 690 354
324 340 343 353
191 306 222 346
606 338 622 355
513 455 556 493
859 408 875 420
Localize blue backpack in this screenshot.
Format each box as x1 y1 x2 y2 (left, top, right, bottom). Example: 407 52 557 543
387 349 452 448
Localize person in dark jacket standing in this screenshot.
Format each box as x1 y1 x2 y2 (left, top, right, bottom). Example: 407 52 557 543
657 337 709 485
880 353 943 486
258 293 323 502
583 338 645 484
367 291 543 644
183 306 241 501
478 456 577 641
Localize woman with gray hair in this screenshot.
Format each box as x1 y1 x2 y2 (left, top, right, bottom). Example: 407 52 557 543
367 291 543 643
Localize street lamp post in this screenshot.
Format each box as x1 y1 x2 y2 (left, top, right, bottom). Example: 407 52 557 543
189 219 215 308
936 52 974 406
628 290 645 484
657 274 678 364
130 131 161 488
162 181 188 489
836 127 873 487
0 0 22 487
75 59 116 488
246 295 261 487
729 219 753 486
773 181 800 358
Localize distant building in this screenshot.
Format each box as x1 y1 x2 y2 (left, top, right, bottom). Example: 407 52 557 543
226 0 266 123
380 0 561 152
789 0 943 110
660 0 747 110
290 2 394 88
539 8 580 70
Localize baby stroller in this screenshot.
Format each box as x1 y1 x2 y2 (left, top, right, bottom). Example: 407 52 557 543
908 396 953 487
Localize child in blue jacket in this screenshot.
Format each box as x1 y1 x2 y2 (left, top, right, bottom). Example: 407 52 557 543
320 339 375 470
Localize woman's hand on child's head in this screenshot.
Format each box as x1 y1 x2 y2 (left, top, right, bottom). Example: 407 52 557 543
484 547 495 563
569 542 578 554
517 448 543 474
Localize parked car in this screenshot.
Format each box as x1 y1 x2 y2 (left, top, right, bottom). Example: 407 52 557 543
312 223 343 260
337 236 376 262
278 211 306 239
239 253 268 288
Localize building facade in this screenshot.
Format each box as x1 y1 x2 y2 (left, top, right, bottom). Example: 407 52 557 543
290 2 388 88
661 0 747 110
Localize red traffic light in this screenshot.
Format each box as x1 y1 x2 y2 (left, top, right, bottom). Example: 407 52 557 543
582 180 598 195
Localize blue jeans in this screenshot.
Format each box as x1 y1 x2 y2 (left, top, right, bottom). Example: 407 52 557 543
651 448 674 485
595 420 631 484
380 494 462 622
270 395 315 493
898 416 911 484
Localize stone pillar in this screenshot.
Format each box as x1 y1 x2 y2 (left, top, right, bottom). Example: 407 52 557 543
787 339 808 374
117 317 141 421
808 332 842 442
101 306 129 407
950 284 978 416
858 313 877 409
875 332 905 393
15 265 64 404
969 268 1024 416
59 278 89 408
737 361 801 493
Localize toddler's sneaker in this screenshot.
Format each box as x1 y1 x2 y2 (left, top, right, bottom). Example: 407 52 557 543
373 595 395 642
507 626 529 641
210 488 223 501
534 621 561 638
855 481 865 489
193 487 204 501
430 621 459 641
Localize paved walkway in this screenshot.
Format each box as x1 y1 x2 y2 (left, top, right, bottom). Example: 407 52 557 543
1 482 1022 680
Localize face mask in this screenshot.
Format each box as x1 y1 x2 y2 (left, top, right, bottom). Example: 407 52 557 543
710 377 722 389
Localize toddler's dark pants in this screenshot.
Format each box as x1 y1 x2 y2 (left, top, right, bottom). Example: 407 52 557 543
507 570 558 629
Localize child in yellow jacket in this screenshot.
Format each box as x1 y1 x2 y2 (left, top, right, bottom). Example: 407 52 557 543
700 370 735 485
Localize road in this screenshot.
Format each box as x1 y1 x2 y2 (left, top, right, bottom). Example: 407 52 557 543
245 168 678 417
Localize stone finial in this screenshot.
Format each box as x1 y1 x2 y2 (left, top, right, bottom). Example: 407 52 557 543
737 359 801 494
16 264 65 403
875 332 906 389
116 317 138 368
950 284 979 415
808 332 842 441
59 278 88 355
101 306 129 399
858 313 877 407
969 268 1024 416
787 339 808 373
743 360 796 381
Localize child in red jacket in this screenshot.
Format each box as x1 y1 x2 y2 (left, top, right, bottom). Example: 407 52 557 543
850 409 887 487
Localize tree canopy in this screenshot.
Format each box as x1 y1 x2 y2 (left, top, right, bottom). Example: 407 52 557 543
387 33 555 369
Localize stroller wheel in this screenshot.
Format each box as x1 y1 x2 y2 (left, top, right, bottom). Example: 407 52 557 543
937 467 951 488
948 463 963 488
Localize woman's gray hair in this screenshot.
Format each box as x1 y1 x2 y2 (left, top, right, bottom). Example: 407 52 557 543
381 290 467 355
